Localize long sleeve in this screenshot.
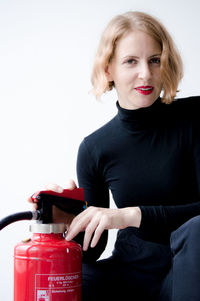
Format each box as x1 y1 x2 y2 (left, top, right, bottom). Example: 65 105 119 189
75 139 109 262
139 202 200 236
139 101 200 239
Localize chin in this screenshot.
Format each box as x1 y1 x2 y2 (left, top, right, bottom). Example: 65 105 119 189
134 97 156 109
119 94 159 110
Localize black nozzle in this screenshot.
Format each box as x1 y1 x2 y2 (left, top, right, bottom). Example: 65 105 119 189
0 210 40 231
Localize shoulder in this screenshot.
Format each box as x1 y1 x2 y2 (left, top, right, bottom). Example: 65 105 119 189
83 116 118 148
164 95 200 119
170 95 200 107
78 116 118 159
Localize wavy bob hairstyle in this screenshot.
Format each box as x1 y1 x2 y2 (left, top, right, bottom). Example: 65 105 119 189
91 11 183 104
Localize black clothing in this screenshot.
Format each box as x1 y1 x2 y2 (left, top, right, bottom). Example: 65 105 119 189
159 215 200 301
82 216 200 301
76 96 200 299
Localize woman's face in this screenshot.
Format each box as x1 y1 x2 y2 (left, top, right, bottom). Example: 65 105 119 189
107 30 162 110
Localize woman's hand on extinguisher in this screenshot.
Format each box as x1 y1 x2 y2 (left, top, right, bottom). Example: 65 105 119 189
27 179 77 228
66 206 142 251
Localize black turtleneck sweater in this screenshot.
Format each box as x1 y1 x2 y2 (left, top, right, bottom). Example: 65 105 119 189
76 96 200 262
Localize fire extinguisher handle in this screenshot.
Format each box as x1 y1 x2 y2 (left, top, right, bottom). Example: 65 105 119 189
31 188 86 224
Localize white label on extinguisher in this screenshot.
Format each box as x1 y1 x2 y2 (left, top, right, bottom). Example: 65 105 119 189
37 290 50 301
35 272 81 301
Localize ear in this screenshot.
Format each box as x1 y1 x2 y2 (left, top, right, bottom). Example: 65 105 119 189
105 64 113 82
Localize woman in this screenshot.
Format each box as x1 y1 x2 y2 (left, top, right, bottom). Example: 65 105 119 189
29 11 200 300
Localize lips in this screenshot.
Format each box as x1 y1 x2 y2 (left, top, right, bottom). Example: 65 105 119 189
135 86 154 95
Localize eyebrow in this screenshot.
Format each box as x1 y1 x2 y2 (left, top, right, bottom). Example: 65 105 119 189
122 53 161 59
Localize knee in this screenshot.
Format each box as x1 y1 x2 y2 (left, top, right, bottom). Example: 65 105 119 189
171 215 200 254
184 215 200 237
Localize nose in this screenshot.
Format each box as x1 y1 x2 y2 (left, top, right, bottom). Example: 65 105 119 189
138 62 152 81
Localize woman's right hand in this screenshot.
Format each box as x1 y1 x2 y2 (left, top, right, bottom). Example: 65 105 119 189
27 179 77 228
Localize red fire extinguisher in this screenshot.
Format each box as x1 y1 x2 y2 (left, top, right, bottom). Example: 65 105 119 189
0 188 86 301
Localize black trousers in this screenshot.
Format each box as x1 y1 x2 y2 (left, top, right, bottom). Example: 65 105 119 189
82 216 200 301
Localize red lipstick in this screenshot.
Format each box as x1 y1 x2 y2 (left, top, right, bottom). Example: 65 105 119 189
135 86 154 95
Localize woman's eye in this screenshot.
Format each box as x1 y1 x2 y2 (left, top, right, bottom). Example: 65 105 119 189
125 59 137 65
149 57 160 64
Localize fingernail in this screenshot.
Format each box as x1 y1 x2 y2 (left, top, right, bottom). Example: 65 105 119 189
65 234 70 241
83 245 87 251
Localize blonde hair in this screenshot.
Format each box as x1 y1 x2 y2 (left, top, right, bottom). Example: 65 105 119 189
91 11 183 104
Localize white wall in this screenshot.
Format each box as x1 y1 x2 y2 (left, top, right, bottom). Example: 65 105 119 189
0 0 200 299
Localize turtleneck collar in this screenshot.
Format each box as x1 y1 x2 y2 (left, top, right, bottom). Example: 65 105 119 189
116 97 165 133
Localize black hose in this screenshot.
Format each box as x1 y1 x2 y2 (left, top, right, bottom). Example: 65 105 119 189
0 211 39 231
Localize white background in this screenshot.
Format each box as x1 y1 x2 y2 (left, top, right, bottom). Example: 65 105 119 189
0 0 200 299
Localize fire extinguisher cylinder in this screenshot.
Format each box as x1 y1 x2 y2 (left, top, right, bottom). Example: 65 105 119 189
0 188 86 301
14 223 82 301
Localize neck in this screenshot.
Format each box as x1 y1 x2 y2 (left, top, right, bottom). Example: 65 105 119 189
116 97 164 133
118 99 158 111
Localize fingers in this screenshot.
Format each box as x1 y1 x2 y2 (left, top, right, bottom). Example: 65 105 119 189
27 196 38 210
83 215 107 250
45 179 77 192
65 179 77 190
27 196 33 203
45 183 64 193
90 217 107 249
83 214 101 250
27 179 77 216
28 179 77 202
66 207 108 251
45 180 77 192
66 209 91 242
27 183 63 211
